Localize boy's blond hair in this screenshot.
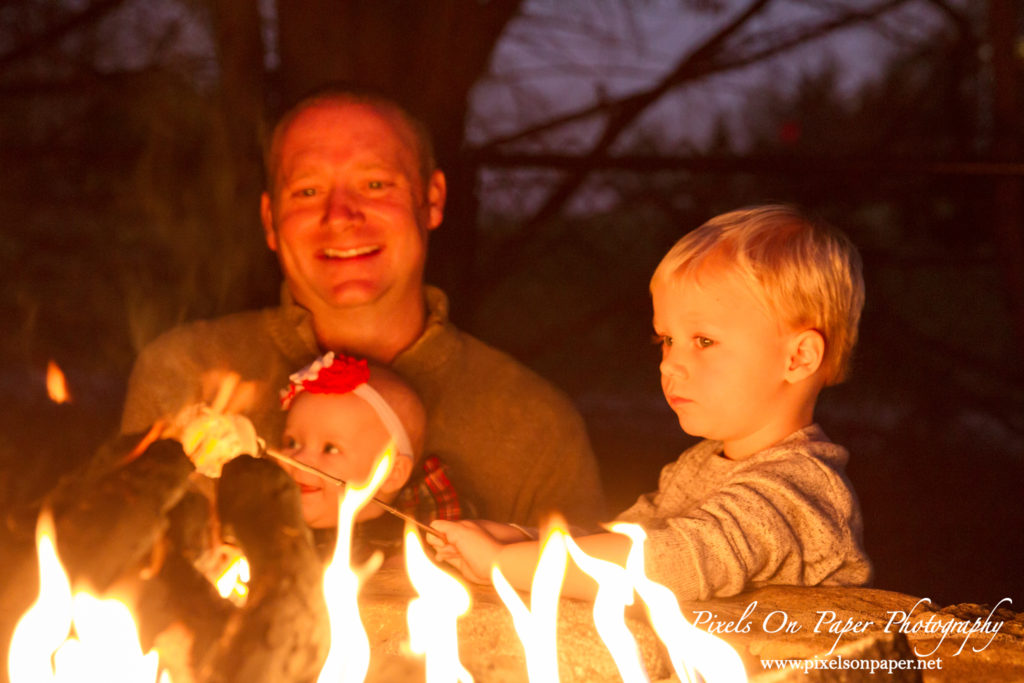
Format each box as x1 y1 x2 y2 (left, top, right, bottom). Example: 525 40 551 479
652 204 864 385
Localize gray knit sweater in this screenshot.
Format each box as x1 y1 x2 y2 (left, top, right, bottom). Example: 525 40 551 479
616 424 871 601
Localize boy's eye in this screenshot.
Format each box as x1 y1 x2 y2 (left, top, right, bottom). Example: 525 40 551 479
694 336 715 349
282 435 299 450
323 443 340 455
652 334 673 348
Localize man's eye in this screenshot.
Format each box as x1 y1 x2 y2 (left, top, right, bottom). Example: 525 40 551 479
367 179 389 190
695 336 715 349
323 443 340 455
294 187 317 197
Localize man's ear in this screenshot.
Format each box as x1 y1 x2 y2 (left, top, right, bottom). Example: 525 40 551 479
784 329 825 383
426 170 446 231
261 192 278 251
379 455 413 495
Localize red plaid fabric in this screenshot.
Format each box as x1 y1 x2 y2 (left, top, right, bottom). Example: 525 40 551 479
395 455 466 523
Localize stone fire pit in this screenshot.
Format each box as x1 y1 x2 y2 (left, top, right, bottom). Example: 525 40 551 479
353 569 1024 682
1 436 1020 682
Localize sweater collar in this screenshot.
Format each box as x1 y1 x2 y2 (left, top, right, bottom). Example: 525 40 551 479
273 283 457 371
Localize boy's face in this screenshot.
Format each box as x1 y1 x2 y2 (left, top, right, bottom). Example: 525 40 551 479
652 266 799 458
282 391 391 528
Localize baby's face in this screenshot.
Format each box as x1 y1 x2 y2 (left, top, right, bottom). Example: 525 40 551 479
282 392 390 528
652 266 797 457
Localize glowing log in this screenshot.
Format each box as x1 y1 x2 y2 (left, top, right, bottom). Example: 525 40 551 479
198 455 328 683
47 439 194 593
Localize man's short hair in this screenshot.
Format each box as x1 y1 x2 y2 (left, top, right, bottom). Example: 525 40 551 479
651 204 865 385
262 83 437 193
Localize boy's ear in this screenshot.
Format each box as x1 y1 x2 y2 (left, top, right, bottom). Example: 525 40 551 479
784 329 825 383
379 455 413 495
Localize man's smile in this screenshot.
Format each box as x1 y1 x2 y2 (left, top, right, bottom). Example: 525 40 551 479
320 245 382 260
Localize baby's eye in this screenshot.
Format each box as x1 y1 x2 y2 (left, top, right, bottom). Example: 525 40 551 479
323 443 341 455
282 435 299 450
694 336 715 349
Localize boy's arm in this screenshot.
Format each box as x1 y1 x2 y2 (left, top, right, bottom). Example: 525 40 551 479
431 520 632 601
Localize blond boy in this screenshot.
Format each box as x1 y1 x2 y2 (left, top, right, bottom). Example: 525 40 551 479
432 205 872 601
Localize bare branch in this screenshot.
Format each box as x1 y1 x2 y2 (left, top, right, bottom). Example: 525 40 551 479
473 0 919 295
0 0 127 70
476 0 911 153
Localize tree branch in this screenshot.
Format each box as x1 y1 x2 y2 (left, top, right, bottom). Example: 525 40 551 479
470 0 917 301
0 0 128 70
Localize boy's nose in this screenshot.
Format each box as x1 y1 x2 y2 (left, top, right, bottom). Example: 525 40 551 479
659 351 688 379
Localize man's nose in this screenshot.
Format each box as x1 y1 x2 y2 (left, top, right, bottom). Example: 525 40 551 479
324 186 364 225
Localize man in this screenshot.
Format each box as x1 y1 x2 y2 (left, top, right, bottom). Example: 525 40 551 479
121 87 605 527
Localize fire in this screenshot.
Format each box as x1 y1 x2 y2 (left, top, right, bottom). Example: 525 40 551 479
7 509 168 683
492 524 568 681
612 522 747 683
565 536 649 683
213 548 250 605
405 527 473 683
46 360 71 404
318 443 395 683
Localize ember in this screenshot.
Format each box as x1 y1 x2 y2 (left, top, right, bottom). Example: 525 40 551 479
45 361 71 404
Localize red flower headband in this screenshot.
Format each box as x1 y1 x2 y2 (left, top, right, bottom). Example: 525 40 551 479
280 353 370 408
280 352 413 459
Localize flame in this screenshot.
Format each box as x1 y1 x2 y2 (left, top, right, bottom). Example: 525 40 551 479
564 536 649 683
405 526 474 683
318 443 395 683
46 361 71 404
213 550 250 605
612 522 747 683
492 523 568 682
8 509 168 682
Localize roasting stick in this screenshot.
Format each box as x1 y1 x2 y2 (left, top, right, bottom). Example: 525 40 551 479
260 444 447 543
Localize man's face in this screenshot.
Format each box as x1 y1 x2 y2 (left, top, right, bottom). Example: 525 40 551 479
282 392 391 528
652 266 796 458
261 101 445 314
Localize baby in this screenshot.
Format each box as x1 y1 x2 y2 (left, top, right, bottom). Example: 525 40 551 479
280 352 462 560
432 204 872 601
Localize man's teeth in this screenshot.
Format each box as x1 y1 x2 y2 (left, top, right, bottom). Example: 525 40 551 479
322 246 378 258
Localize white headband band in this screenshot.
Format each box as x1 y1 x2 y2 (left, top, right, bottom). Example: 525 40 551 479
281 352 415 461
351 383 414 461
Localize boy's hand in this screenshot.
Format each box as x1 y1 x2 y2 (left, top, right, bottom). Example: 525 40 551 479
428 519 526 585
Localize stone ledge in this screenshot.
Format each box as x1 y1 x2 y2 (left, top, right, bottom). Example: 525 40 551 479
358 572 1024 682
